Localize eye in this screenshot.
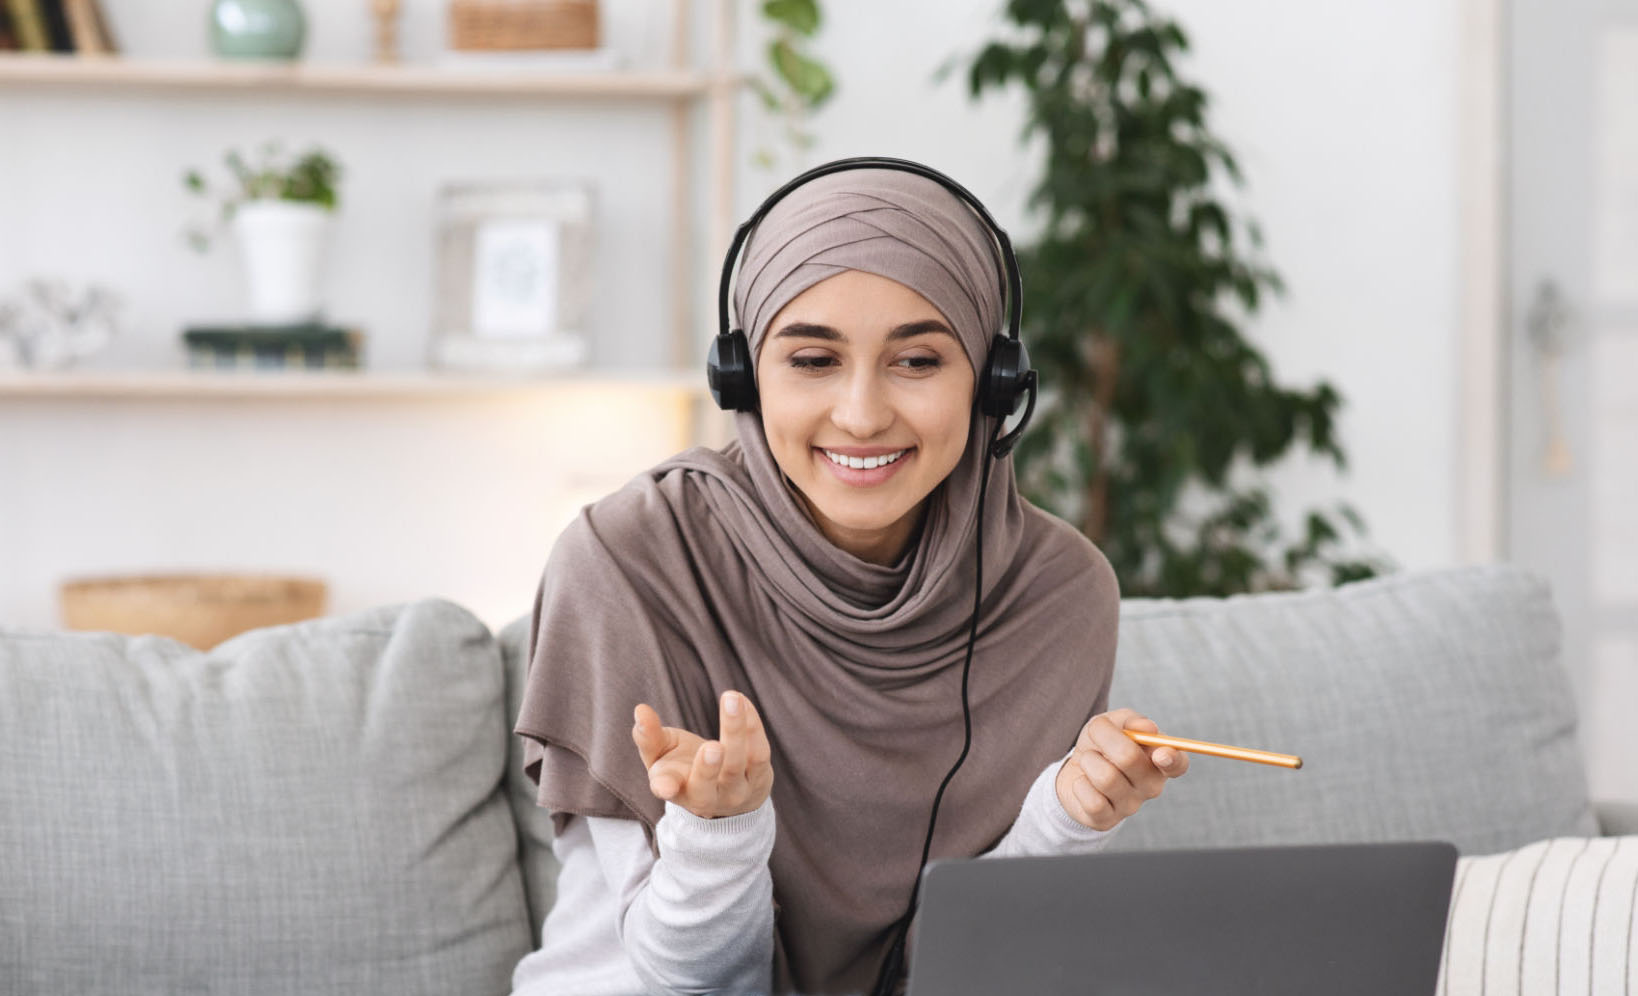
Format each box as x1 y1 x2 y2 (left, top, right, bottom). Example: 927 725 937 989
788 353 837 370
895 354 943 371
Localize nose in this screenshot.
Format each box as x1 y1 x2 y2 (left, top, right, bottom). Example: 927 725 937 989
829 366 894 440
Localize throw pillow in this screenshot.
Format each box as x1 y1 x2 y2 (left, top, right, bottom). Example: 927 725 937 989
1107 565 1600 855
1438 835 1638 994
0 599 532 995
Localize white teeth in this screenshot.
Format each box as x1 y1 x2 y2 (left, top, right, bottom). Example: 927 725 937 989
823 449 906 470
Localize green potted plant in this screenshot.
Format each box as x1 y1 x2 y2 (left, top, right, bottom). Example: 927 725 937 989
956 0 1392 596
183 142 341 324
749 0 835 170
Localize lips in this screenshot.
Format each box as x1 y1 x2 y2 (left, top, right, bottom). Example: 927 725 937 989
814 446 914 486
821 448 908 470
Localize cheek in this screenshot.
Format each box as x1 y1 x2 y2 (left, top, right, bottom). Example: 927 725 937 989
758 394 816 464
907 389 973 472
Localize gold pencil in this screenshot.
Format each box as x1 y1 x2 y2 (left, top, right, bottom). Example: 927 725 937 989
1123 730 1303 769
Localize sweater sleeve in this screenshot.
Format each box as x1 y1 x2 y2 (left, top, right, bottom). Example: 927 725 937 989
597 799 778 995
984 752 1120 859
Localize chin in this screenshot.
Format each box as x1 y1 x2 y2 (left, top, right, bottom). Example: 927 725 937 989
808 487 919 532
824 507 909 534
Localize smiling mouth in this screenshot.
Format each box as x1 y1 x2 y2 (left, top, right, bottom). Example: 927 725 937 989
820 448 910 470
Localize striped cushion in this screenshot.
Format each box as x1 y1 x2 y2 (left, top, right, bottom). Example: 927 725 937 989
1438 836 1638 994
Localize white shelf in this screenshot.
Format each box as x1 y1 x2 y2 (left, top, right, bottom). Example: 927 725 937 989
0 367 707 400
0 53 732 99
0 0 739 382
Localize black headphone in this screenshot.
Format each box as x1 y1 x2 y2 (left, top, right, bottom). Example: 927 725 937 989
708 155 1038 458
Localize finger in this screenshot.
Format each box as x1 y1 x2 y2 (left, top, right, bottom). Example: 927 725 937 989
1090 720 1166 801
1121 713 1160 735
1078 750 1140 808
1104 709 1161 750
687 740 723 808
648 758 687 800
717 691 748 781
1106 708 1181 780
632 704 670 769
743 696 772 770
1070 773 1116 827
1152 746 1191 778
1088 715 1150 773
1099 707 1143 730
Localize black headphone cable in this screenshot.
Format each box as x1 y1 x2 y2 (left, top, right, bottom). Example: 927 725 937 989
869 415 1005 996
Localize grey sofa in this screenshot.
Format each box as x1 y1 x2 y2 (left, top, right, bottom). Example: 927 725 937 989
1 563 1629 994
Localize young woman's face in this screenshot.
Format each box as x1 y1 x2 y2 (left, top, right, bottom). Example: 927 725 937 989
755 269 976 565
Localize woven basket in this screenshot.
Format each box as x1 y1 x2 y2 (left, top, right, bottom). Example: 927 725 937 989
60 573 329 651
448 0 598 51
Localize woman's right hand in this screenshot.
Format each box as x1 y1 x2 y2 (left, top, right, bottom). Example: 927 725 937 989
632 691 774 820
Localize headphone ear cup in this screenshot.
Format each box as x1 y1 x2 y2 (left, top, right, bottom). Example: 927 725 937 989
978 335 1030 418
707 329 759 412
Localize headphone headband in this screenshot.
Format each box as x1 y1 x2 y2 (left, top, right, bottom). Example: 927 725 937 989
717 156 1022 347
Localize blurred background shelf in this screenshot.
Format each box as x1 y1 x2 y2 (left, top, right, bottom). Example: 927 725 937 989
0 367 707 399
0 53 730 99
0 0 740 646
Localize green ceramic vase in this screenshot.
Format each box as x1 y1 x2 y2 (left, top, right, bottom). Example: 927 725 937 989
210 0 307 60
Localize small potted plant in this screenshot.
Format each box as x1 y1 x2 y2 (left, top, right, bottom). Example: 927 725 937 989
184 142 341 325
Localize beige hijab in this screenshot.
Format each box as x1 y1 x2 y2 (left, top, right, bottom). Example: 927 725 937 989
515 167 1120 994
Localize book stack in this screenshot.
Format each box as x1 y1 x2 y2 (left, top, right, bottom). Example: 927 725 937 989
183 324 366 371
0 0 118 53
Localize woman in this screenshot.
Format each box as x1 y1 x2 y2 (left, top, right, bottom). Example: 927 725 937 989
511 159 1188 996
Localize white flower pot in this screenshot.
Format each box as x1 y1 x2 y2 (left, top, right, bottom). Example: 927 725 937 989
232 200 333 324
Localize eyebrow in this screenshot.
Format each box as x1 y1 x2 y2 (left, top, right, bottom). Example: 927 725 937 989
771 319 956 343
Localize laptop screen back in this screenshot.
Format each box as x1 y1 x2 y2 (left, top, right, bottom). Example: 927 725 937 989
906 840 1458 996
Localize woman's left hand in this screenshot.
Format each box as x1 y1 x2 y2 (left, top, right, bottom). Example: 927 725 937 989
1055 707 1189 831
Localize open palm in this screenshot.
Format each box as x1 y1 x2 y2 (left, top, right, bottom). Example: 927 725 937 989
632 691 773 820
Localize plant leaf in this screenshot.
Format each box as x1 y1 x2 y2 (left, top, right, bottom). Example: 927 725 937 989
762 0 820 36
769 38 835 106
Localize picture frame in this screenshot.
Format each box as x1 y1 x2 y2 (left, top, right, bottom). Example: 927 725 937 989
430 179 595 372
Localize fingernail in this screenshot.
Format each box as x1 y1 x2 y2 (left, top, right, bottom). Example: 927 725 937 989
703 744 723 764
724 692 740 716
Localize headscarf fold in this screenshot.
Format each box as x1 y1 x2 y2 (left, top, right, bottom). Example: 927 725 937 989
515 166 1120 994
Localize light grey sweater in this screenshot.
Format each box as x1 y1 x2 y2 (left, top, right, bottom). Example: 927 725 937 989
511 752 1114 996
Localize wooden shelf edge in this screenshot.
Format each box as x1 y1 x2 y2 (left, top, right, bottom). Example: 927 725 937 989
0 53 720 98
0 368 708 400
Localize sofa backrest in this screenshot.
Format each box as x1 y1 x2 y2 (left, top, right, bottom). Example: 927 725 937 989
498 613 561 939
0 599 533 996
1105 564 1599 855
498 562 1602 934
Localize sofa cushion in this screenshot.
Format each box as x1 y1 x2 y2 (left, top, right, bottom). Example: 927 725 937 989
1107 564 1600 855
498 611 560 939
1438 835 1638 993
0 599 532 995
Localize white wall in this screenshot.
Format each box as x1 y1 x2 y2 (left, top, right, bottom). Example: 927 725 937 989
2 0 1467 636
740 0 1463 575
1 385 697 630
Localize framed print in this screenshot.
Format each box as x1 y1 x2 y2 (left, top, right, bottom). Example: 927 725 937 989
431 180 594 372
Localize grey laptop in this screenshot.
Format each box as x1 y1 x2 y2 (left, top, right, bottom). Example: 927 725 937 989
905 840 1458 996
